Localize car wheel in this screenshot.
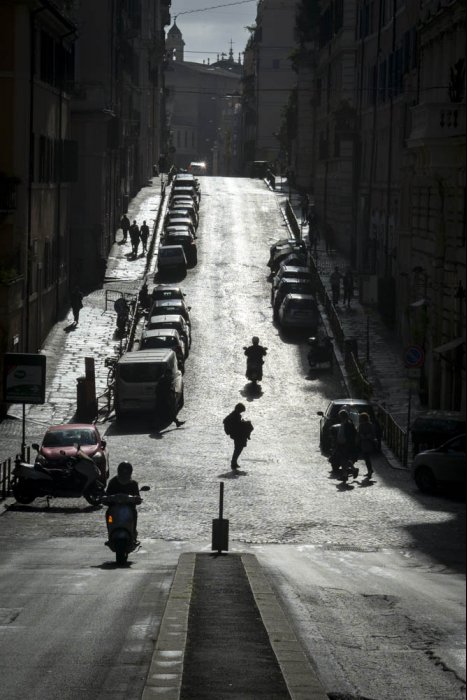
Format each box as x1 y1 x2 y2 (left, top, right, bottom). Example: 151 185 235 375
414 465 437 494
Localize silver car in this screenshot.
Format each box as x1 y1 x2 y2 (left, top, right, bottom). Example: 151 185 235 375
411 434 466 494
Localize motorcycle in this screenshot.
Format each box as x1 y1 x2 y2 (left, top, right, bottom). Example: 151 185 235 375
103 486 150 565
244 346 267 384
308 336 333 369
12 448 106 506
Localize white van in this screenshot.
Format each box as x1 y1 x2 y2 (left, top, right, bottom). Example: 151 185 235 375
114 349 184 421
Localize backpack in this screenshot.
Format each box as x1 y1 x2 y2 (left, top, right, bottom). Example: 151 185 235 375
223 412 235 436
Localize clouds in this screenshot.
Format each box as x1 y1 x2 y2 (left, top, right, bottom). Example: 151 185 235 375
170 0 257 64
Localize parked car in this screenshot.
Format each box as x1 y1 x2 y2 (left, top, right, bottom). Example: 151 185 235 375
157 245 187 275
272 278 315 316
269 246 307 274
277 293 319 331
114 349 183 421
164 216 197 238
317 398 382 453
174 172 201 191
170 184 200 205
410 434 466 494
410 411 466 457
150 285 186 303
148 298 191 325
32 423 109 481
272 265 312 292
163 232 198 266
145 314 191 354
139 328 186 371
170 194 200 212
166 205 199 228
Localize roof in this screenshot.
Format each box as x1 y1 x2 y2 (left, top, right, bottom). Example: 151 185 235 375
141 328 180 339
118 349 174 364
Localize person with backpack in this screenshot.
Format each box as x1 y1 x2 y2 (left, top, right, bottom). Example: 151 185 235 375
223 403 254 471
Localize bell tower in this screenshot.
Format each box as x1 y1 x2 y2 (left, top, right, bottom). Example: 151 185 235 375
166 20 185 62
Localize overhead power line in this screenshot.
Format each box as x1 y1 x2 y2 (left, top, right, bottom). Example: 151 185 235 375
174 0 256 20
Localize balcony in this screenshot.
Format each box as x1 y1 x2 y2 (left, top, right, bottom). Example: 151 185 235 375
408 102 466 145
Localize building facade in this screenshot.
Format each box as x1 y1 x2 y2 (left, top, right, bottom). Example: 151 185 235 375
0 0 77 359
164 22 242 175
0 0 171 413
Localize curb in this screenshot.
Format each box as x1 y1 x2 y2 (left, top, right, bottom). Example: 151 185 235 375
142 552 195 699
142 552 328 700
242 553 328 700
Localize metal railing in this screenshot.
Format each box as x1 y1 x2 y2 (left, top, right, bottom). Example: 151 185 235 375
376 404 408 466
1 446 31 500
346 352 373 400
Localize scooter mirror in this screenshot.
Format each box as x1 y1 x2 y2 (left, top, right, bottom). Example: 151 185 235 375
31 443 39 451
140 485 150 492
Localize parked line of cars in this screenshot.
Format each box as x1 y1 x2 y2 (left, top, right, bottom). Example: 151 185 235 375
158 173 201 274
268 237 319 332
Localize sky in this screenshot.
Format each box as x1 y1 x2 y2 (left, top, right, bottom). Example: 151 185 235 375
169 0 258 65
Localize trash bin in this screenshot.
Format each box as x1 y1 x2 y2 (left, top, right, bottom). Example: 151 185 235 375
76 376 87 420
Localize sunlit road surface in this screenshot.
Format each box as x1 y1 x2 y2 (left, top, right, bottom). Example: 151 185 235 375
0 176 464 699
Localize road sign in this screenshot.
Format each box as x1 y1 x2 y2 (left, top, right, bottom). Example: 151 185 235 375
404 345 425 369
3 353 46 404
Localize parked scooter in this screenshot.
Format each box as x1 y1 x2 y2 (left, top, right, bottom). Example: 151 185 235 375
103 486 150 565
12 448 106 506
308 336 333 369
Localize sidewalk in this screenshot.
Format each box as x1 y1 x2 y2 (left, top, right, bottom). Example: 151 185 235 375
275 180 420 451
0 176 165 461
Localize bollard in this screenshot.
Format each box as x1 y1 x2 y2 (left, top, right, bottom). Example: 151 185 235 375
211 482 229 554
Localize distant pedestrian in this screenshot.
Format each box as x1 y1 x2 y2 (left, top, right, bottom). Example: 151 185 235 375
330 266 342 306
343 268 354 308
300 193 309 223
223 402 254 471
357 412 377 479
70 286 84 325
156 369 185 428
120 214 130 243
129 220 140 258
140 220 150 254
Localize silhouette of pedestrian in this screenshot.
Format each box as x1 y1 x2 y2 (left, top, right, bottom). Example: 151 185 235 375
343 268 354 308
330 266 342 306
300 193 309 223
140 220 150 254
223 403 254 470
120 214 130 243
70 286 84 325
129 220 140 258
156 369 185 428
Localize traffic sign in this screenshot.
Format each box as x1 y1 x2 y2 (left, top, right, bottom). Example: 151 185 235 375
404 345 425 368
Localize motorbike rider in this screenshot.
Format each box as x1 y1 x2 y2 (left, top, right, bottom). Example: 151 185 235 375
106 462 141 537
244 337 267 379
330 409 359 482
